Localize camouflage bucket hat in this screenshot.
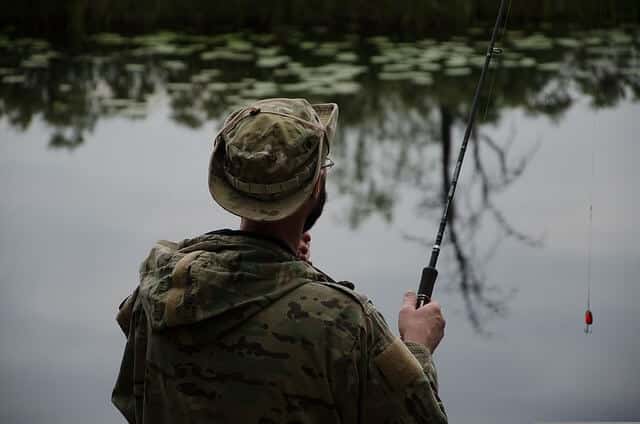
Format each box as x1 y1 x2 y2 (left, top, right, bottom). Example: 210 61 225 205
209 98 338 221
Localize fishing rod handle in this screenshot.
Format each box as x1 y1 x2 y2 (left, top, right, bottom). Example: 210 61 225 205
416 266 438 308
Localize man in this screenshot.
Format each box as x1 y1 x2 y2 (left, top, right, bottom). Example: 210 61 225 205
112 98 447 423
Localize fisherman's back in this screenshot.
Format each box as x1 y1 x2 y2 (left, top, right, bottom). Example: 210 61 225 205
144 282 374 423
113 231 446 424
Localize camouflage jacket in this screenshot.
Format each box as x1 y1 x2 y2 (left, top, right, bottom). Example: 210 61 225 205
112 230 447 424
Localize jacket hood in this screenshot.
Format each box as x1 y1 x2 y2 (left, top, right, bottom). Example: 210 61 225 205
136 230 331 337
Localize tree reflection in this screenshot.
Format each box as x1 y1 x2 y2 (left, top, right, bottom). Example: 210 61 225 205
434 123 541 334
392 100 541 333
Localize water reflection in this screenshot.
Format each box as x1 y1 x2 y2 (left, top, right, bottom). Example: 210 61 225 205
1 28 637 145
1 27 638 330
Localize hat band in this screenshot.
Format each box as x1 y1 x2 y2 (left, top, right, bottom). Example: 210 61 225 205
223 161 316 197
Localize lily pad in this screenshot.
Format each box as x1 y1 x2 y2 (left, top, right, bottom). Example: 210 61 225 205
418 62 442 72
378 71 414 81
336 52 358 62
256 47 281 56
445 55 468 67
241 82 279 98
501 59 522 68
314 47 339 57
371 55 393 64
21 58 48 68
419 48 446 61
93 33 128 46
443 67 472 77
583 36 603 46
468 56 488 68
227 39 253 52
512 34 554 50
441 42 474 56
555 38 580 48
257 56 290 68
608 31 633 44
319 64 366 80
162 60 187 71
146 43 182 55
411 74 433 85
125 63 145 72
252 34 276 44
382 63 414 73
133 32 179 46
417 38 437 47
519 57 537 67
368 36 391 44
200 50 253 62
192 74 213 84
228 79 255 90
585 46 614 56
207 82 229 92
2 75 26 84
537 62 562 72
274 68 297 77
300 41 317 50
31 52 55 61
15 38 50 50
200 69 222 78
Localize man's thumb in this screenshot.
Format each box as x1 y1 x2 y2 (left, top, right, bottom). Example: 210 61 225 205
402 291 417 308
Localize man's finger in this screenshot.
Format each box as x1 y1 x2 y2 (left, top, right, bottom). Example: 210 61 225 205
402 291 417 307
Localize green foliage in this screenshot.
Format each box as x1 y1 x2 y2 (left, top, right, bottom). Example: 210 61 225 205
2 0 639 41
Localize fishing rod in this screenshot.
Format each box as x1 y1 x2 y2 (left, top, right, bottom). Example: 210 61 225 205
416 0 510 308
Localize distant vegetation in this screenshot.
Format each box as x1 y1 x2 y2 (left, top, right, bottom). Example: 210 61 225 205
2 26 637 148
2 0 640 42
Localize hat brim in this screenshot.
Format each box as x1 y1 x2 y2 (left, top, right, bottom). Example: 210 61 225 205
208 102 338 222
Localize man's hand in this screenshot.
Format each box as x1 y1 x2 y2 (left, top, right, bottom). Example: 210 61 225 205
297 232 312 262
398 291 445 354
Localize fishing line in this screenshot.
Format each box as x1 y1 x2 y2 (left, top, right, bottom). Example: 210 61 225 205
587 153 594 310
584 135 595 333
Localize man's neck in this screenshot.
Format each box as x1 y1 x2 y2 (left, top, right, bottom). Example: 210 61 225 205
240 218 303 255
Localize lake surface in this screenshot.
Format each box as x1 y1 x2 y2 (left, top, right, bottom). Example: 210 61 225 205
1 27 639 423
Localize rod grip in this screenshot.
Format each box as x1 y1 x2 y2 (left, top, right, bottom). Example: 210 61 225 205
416 266 438 308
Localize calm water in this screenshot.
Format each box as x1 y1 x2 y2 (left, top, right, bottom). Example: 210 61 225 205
1 27 639 423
